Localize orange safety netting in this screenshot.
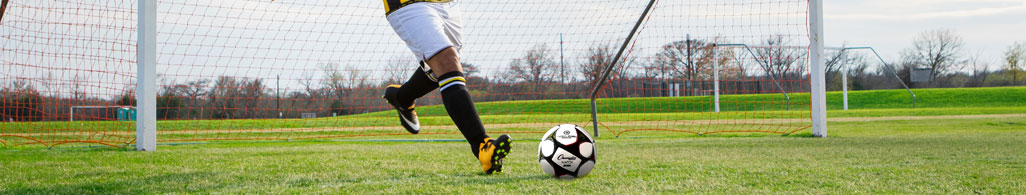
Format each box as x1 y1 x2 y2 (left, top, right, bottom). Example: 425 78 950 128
1 0 811 148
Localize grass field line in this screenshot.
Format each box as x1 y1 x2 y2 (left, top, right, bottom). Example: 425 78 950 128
5 114 1025 193
827 113 1026 122
0 118 813 136
4 113 1022 137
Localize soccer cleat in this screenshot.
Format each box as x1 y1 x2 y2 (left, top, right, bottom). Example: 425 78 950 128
383 85 420 134
479 134 512 174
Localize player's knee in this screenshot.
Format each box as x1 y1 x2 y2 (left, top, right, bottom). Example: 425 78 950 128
416 62 439 82
426 47 462 75
436 71 466 92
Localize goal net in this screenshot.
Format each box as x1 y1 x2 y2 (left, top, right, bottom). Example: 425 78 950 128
1 0 817 147
69 106 135 121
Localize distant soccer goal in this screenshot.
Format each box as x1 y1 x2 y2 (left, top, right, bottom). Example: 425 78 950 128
0 0 825 148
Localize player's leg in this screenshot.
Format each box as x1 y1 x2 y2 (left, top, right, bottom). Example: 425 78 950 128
426 47 483 149
426 48 512 174
383 2 453 134
384 1 511 174
383 62 437 134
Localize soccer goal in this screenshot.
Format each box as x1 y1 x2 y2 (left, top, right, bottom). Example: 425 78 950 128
0 0 826 149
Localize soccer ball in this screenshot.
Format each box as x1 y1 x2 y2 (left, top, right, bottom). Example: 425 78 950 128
538 124 596 179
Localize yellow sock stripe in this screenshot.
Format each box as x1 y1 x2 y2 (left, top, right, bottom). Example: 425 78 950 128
438 77 466 87
439 77 466 92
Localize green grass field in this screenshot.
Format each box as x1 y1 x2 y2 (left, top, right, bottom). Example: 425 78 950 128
2 87 1025 193
2 115 1025 193
4 87 1025 132
5 87 1026 147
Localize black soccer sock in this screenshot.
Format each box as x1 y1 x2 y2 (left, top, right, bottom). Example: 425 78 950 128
437 71 489 157
395 64 438 108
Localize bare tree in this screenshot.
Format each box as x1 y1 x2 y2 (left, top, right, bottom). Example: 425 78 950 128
208 76 240 119
320 63 344 99
652 41 686 80
822 48 872 90
385 57 415 85
615 55 641 80
845 57 872 90
1005 41 1026 86
726 48 749 80
507 45 556 84
3 79 43 121
241 78 265 118
321 63 369 99
710 46 739 80
320 63 371 115
901 29 965 82
581 44 642 96
965 51 991 87
653 39 720 81
158 81 186 119
297 72 321 98
208 76 265 119
505 45 557 99
823 49 849 90
70 74 86 100
10 79 32 92
178 79 210 119
754 35 806 80
462 62 480 79
580 45 615 86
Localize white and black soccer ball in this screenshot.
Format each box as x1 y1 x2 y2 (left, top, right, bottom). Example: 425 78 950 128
538 124 596 179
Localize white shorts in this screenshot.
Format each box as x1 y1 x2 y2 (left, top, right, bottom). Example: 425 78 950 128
386 1 463 62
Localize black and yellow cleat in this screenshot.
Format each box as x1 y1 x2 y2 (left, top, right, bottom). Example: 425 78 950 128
479 134 512 174
383 85 420 134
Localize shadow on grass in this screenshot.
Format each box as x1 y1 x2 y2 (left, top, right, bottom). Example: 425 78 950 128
1 171 219 194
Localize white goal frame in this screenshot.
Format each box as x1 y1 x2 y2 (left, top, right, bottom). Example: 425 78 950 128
588 0 828 137
131 0 829 151
136 0 157 151
810 0 828 137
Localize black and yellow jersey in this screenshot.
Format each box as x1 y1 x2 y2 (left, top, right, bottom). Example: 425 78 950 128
383 0 453 15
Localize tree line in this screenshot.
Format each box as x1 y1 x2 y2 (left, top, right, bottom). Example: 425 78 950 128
4 29 1024 121
826 29 1026 90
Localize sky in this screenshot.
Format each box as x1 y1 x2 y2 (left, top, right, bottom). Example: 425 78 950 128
825 0 1026 68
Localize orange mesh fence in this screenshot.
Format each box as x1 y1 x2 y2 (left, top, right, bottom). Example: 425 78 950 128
1 0 811 148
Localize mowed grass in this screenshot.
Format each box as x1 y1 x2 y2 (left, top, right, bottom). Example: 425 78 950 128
4 87 1025 132
2 115 1025 193
3 87 1024 148
371 86 1026 116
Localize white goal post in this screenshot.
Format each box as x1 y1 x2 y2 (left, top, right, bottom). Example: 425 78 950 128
136 0 157 151
810 0 828 137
